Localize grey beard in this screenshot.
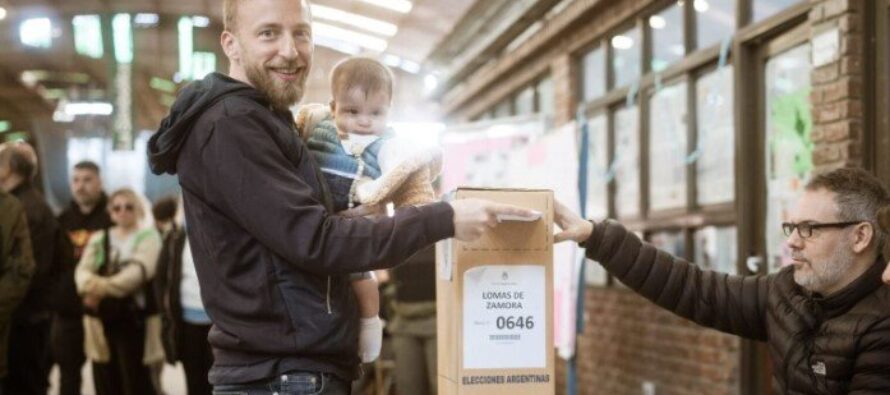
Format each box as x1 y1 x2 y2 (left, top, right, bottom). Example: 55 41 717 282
793 246 854 294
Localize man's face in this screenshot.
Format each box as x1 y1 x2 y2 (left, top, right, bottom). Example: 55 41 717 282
332 87 391 136
71 169 102 207
223 0 313 111
786 189 856 294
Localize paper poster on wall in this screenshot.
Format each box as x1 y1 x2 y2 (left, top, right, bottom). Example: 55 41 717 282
463 265 546 369
501 123 583 359
440 115 545 192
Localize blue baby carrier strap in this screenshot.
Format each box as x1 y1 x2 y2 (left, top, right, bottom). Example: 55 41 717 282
306 118 384 179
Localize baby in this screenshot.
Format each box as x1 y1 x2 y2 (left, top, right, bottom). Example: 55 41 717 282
296 57 440 363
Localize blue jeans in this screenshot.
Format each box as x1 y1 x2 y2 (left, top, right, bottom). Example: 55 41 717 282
212 371 350 395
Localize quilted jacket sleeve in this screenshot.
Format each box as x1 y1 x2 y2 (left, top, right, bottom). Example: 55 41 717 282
583 220 771 341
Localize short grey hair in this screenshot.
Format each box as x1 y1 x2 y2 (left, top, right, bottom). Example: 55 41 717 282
806 167 890 252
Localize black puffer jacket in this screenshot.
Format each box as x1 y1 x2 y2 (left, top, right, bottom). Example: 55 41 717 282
585 220 890 394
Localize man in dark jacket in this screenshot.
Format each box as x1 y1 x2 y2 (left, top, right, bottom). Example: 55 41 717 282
555 167 890 394
54 160 112 395
147 1 532 393
0 142 63 395
0 190 35 393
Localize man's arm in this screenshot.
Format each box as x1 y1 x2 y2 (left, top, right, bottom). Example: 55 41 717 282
554 201 770 340
847 317 890 393
202 112 454 276
583 219 770 341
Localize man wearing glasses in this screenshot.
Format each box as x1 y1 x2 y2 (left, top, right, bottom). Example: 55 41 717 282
553 167 890 394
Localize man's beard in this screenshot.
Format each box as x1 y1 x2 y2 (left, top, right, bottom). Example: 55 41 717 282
793 245 854 294
245 59 307 111
74 191 99 208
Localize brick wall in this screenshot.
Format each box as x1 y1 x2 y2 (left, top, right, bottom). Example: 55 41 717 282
559 287 741 395
809 0 868 171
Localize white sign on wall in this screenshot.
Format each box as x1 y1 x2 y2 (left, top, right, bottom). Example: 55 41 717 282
812 27 839 68
463 265 546 369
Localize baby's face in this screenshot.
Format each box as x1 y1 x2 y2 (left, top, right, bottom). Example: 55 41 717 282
332 87 391 136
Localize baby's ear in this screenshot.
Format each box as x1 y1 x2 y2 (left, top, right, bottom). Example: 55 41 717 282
329 100 337 114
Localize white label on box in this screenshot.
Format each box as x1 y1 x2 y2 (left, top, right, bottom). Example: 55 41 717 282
463 265 546 369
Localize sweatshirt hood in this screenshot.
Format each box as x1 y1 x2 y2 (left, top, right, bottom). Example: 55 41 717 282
148 72 264 175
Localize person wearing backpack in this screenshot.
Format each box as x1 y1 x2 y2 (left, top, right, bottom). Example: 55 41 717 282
75 188 163 395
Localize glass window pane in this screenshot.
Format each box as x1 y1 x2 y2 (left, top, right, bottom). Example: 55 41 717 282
696 66 735 205
611 27 642 88
515 86 535 115
614 105 640 218
650 231 685 257
753 0 803 23
582 46 606 101
537 77 555 115
649 4 685 72
694 226 737 274
585 114 609 219
695 0 736 49
765 43 813 273
649 81 688 211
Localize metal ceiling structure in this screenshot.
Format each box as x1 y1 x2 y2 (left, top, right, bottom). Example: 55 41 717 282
0 0 476 139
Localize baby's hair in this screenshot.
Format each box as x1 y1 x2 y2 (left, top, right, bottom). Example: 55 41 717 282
330 57 394 101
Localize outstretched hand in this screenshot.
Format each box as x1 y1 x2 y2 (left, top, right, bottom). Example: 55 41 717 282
450 198 541 242
554 200 594 244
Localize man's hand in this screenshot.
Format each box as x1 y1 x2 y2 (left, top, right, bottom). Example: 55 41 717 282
83 294 102 311
554 200 594 244
449 198 540 242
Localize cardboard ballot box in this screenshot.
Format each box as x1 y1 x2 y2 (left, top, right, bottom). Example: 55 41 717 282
436 188 555 395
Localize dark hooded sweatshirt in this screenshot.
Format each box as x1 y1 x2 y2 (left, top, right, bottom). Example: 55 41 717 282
147 73 454 385
55 194 112 318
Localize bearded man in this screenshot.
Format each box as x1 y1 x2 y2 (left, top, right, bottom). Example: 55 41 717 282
553 167 890 394
146 1 532 394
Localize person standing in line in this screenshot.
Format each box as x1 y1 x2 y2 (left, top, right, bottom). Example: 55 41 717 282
155 199 213 395
76 188 164 395
0 189 36 395
54 160 113 395
0 141 62 395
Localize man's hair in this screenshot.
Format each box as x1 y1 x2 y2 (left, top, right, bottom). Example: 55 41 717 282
330 57 394 101
806 167 890 251
152 196 179 223
73 160 101 176
224 0 312 33
223 0 239 32
0 142 38 180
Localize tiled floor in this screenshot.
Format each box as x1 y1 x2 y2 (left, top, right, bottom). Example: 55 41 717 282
48 362 187 395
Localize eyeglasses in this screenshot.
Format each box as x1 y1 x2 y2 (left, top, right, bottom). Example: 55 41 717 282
111 204 135 213
782 221 864 239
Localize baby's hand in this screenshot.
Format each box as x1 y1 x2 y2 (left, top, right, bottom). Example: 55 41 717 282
358 316 384 363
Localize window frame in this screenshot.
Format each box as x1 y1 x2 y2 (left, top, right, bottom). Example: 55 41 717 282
574 0 810 283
